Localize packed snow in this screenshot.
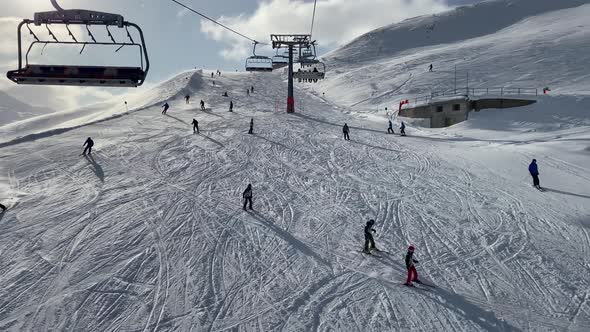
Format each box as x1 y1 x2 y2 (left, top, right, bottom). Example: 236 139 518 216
1 0 590 331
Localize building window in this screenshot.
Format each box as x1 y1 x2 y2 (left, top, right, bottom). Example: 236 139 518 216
436 106 443 112
453 104 461 111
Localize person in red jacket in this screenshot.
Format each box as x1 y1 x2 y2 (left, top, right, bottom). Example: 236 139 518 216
405 245 420 286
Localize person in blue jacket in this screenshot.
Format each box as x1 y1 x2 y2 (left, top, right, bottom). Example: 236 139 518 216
400 122 406 136
529 159 541 189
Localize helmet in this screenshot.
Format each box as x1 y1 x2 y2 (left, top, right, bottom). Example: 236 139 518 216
408 245 415 252
368 219 375 225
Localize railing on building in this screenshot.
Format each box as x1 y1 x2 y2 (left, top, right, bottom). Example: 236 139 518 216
409 87 538 106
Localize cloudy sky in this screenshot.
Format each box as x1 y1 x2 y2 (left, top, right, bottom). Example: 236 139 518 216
0 0 480 110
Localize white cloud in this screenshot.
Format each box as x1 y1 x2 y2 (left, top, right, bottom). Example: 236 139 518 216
200 0 450 60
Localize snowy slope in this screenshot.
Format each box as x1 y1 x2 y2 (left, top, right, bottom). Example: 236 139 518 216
0 68 589 331
316 0 590 110
0 91 55 125
0 70 202 146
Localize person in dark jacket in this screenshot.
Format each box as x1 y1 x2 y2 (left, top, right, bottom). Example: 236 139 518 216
529 159 541 189
83 137 94 155
251 86 254 93
242 184 253 210
185 95 190 104
200 100 205 110
161 103 170 114
229 101 234 112
388 120 394 134
363 219 377 253
429 64 433 72
400 122 406 136
248 118 254 134
343 123 350 140
192 118 199 134
0 203 6 213
405 245 420 286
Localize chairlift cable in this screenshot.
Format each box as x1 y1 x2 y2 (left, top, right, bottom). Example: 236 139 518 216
309 0 318 38
171 0 267 45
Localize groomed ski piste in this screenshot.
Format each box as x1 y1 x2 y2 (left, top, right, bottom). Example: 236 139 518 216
1 1 590 331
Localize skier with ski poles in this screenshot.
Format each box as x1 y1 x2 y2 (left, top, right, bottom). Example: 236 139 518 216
404 245 420 286
343 123 350 140
400 122 406 136
192 118 199 134
529 159 542 190
363 219 378 254
161 102 170 115
388 120 394 134
82 137 94 155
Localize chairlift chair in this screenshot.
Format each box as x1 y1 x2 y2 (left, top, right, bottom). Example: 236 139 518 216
293 62 326 83
6 0 150 87
245 42 273 72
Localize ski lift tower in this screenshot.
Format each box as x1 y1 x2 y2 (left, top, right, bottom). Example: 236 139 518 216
271 34 312 113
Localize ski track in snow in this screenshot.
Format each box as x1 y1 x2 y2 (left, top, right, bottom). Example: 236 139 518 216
0 71 589 331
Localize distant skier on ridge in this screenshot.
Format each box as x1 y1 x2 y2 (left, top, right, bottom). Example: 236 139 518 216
343 123 350 140
82 137 94 155
404 245 420 286
362 219 377 254
529 159 542 190
185 95 190 104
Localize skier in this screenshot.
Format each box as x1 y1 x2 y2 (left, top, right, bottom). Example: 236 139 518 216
246 89 250 96
192 118 199 134
429 64 433 72
529 159 541 189
161 102 170 115
363 219 377 253
400 122 406 136
229 101 234 112
0 203 6 213
185 95 190 104
343 123 350 141
211 72 214 78
82 137 94 155
242 184 253 210
200 100 205 111
388 120 394 134
405 245 420 286
222 91 228 97
248 118 254 134
251 86 254 93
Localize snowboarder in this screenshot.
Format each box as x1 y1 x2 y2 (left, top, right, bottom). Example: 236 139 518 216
192 118 199 134
529 159 541 189
161 102 170 115
429 64 433 72
405 245 420 286
229 101 234 112
248 118 254 134
185 95 190 104
400 122 406 136
363 219 377 253
222 91 228 97
82 137 94 155
242 184 253 210
0 203 6 213
388 120 394 134
200 100 205 111
343 123 350 140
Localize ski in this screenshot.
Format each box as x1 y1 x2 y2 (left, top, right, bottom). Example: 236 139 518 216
413 280 436 288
